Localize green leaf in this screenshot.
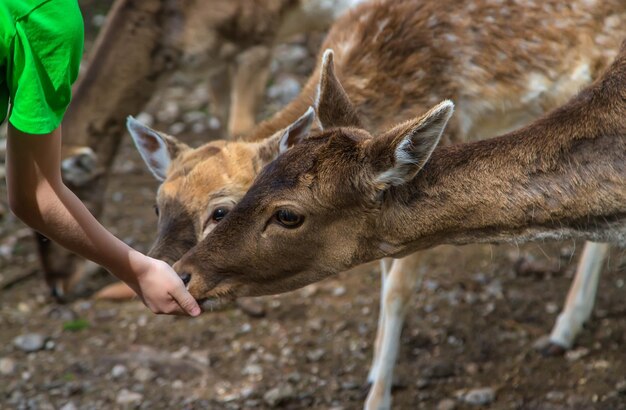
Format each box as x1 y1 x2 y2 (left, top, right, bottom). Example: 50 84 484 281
63 318 90 332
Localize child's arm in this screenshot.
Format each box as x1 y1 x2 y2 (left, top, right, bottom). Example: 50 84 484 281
5 124 201 316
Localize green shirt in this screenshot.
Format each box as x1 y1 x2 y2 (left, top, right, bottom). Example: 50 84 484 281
0 0 84 134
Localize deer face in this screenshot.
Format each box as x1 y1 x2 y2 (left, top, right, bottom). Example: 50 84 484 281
127 106 316 267
129 119 258 265
173 50 454 302
174 126 385 301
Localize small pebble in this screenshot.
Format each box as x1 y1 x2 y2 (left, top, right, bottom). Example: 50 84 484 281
133 367 156 383
156 101 180 123
0 357 16 375
437 398 457 410
242 364 263 376
59 402 77 410
13 333 46 353
306 348 325 362
565 347 589 361
135 112 154 127
333 286 346 297
425 360 455 378
457 387 495 406
237 299 266 318
263 384 295 407
168 122 186 135
182 111 206 124
546 391 565 402
266 75 301 105
416 378 430 389
116 389 143 405
545 302 559 314
191 122 207 134
91 14 106 27
286 372 301 383
208 116 221 130
111 364 127 379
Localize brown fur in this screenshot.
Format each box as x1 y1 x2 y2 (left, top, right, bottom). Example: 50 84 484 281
173 40 626 301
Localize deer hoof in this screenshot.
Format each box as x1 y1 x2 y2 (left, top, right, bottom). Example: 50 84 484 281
539 342 567 357
50 284 67 303
534 335 567 357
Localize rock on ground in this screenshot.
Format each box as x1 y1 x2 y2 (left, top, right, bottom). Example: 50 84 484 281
263 384 295 407
456 387 496 406
116 389 143 406
13 333 46 353
0 357 16 375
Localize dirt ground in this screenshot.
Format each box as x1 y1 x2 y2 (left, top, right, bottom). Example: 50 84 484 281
0 2 625 410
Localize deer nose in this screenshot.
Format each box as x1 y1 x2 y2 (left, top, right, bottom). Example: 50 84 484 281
180 272 192 286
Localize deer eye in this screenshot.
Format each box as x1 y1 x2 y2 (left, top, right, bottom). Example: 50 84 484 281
211 207 230 222
275 209 304 228
153 204 160 217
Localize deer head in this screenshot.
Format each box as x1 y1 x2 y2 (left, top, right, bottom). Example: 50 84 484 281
173 50 454 301
127 103 315 266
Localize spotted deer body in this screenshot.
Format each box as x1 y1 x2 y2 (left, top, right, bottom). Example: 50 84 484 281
128 1 625 409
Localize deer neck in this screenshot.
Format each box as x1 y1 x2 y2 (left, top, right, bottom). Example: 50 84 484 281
371 100 626 260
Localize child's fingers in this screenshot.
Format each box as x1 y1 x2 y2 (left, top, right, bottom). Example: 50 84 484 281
170 284 202 317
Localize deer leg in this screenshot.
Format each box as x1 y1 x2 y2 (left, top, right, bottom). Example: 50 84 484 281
207 64 232 134
227 45 272 137
365 255 421 410
367 258 391 384
543 241 609 355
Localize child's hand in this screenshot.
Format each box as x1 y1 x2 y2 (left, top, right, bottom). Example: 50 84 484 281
131 256 202 316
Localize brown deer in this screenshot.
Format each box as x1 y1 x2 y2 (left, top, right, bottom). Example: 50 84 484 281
126 1 624 408
174 47 626 405
40 0 356 299
174 42 626 406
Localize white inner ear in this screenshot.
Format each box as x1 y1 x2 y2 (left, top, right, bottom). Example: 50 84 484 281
314 49 335 130
278 106 315 154
376 100 454 186
278 129 291 153
127 116 171 181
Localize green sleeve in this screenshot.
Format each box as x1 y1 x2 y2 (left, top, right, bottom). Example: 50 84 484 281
8 0 84 135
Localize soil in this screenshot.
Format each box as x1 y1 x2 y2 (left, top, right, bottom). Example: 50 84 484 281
0 2 625 410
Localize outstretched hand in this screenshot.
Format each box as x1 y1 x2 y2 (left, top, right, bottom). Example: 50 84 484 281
131 256 201 316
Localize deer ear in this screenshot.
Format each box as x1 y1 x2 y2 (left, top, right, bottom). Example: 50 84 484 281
368 100 454 186
127 116 190 181
256 107 316 162
315 49 362 129
277 106 316 154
